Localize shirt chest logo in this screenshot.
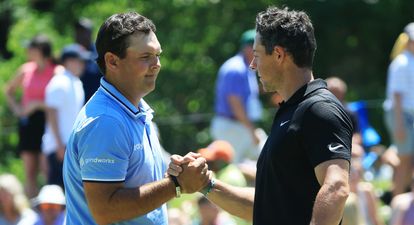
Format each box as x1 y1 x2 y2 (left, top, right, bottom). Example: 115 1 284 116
327 143 344 153
280 120 290 127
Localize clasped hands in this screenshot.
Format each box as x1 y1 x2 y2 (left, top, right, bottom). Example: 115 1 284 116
166 152 212 194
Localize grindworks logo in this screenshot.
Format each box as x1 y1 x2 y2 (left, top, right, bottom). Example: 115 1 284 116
80 157 115 167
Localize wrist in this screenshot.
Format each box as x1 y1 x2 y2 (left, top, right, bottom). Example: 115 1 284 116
200 178 215 196
169 175 181 198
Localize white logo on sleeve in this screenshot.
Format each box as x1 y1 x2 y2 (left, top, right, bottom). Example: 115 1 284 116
327 143 345 153
280 120 290 127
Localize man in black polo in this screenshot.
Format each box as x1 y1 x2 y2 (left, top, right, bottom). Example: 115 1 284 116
168 6 352 225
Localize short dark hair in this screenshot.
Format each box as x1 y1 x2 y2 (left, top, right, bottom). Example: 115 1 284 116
28 34 52 58
95 12 156 74
255 6 317 68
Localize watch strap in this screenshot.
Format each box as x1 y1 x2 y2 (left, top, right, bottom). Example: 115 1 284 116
170 176 181 198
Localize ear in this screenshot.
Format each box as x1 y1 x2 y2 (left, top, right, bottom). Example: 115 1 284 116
104 52 119 72
273 46 286 63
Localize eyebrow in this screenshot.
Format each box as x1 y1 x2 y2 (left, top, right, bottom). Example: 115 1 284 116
140 49 163 55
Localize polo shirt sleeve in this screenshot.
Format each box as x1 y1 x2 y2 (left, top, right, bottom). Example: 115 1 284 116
301 101 352 168
77 115 131 182
388 56 407 95
222 70 246 98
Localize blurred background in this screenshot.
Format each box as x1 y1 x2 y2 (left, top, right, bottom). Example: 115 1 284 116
0 0 413 179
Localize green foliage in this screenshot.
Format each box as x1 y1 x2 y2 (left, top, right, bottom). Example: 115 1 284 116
0 0 413 162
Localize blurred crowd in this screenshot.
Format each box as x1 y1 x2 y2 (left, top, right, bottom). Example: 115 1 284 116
1 13 414 225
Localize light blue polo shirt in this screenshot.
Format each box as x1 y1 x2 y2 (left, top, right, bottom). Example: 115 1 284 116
63 78 167 225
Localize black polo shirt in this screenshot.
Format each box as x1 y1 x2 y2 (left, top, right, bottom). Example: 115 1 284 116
253 79 352 225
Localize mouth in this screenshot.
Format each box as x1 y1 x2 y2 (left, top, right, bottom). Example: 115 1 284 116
145 74 156 78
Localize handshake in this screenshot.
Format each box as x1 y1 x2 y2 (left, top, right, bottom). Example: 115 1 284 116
166 152 213 195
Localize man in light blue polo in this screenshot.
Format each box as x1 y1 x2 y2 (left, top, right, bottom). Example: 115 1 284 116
63 12 211 225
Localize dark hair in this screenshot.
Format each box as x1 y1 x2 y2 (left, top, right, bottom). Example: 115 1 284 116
28 34 52 58
255 6 317 68
197 196 211 206
95 12 156 74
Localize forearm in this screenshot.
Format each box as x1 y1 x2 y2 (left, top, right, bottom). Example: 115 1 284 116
5 92 22 116
5 70 23 116
206 179 254 221
87 178 176 225
310 182 349 225
228 95 255 133
393 93 404 125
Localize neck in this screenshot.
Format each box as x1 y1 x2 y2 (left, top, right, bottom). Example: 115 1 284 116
44 216 57 225
278 66 313 101
105 75 142 107
407 41 414 54
36 59 47 71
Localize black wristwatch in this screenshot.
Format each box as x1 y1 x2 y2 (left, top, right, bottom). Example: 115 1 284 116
170 176 181 198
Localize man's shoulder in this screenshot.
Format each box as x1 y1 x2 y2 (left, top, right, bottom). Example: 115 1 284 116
391 52 412 68
47 71 72 87
302 89 342 109
219 54 248 75
295 90 350 125
78 97 126 128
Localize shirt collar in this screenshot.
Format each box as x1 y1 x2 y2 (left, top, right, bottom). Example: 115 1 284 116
282 78 327 106
99 78 154 122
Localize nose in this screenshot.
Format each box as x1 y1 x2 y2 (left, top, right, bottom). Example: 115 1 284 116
249 58 256 71
151 56 161 70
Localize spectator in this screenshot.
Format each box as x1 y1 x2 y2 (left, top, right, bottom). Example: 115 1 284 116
192 196 236 225
343 157 384 225
390 176 414 225
32 185 65 225
198 140 246 187
0 174 37 225
211 29 264 164
42 44 87 188
168 208 191 225
384 22 414 196
74 17 102 103
326 76 361 146
4 34 56 198
198 140 249 225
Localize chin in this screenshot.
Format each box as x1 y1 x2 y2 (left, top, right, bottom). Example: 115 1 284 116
263 84 277 93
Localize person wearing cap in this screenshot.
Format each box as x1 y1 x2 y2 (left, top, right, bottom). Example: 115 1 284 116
74 17 103 103
169 6 352 225
42 43 87 188
32 185 66 225
0 173 38 225
384 22 414 197
211 29 264 164
198 141 249 225
4 34 57 198
198 140 246 188
63 12 210 225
